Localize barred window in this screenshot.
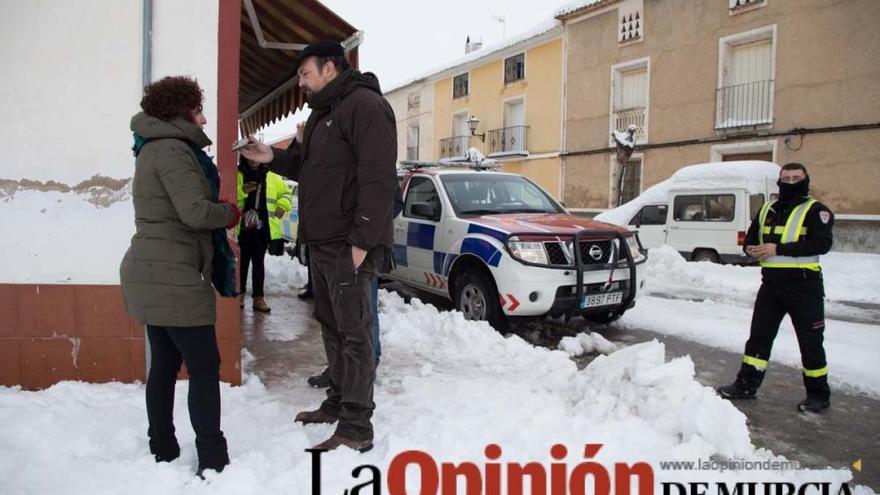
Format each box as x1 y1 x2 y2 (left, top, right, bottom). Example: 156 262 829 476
504 54 525 84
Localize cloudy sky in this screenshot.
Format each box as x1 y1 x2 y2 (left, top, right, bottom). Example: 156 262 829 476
258 0 575 140
323 0 572 88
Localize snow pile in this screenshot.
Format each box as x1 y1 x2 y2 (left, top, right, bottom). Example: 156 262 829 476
572 342 752 460
465 146 486 163
264 254 309 294
596 161 779 226
558 331 618 356
1 287 861 493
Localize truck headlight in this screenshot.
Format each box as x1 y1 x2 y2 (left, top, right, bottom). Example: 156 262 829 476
508 238 549 265
625 235 644 262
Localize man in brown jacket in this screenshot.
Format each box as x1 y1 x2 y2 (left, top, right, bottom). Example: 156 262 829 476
241 41 397 452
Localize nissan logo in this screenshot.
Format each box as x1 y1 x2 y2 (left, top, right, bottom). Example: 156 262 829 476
588 244 604 261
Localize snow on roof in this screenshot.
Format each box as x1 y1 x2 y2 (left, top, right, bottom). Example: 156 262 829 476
385 18 562 93
595 161 780 226
555 0 606 18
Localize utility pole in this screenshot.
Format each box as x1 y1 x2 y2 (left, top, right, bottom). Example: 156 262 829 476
491 14 506 40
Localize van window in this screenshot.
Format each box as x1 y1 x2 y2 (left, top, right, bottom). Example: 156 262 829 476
630 205 667 226
749 194 765 219
673 194 735 222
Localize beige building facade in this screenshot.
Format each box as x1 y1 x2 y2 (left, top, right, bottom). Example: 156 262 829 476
558 0 880 250
385 23 565 198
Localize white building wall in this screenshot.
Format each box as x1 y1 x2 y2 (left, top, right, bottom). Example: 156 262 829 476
386 82 434 165
0 0 219 184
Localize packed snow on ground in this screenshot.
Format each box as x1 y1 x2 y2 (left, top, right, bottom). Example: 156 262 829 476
623 246 880 397
0 289 867 494
595 161 779 226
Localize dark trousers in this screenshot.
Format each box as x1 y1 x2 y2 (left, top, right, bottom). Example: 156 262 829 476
310 241 378 441
737 277 830 399
239 227 269 298
145 325 228 469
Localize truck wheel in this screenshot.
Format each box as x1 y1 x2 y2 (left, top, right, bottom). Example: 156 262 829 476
454 271 507 331
692 249 719 263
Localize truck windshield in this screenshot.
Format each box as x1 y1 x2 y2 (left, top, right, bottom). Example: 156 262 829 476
440 174 564 216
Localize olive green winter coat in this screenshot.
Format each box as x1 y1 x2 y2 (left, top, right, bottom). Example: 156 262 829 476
120 112 234 327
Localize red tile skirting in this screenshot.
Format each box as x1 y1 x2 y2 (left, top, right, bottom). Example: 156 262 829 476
0 284 241 390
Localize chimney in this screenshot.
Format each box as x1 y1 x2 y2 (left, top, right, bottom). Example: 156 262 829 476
465 35 482 54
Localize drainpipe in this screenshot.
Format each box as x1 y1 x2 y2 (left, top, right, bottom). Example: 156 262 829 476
142 0 152 89
142 0 153 376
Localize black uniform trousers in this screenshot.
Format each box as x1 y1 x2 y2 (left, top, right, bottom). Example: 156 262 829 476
309 241 380 441
737 276 830 400
145 324 229 470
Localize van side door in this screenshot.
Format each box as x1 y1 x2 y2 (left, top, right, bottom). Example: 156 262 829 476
628 204 668 249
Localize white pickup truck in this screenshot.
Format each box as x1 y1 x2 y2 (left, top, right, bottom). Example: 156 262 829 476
389 162 647 330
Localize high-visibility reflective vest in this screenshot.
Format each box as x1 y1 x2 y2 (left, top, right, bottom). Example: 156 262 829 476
756 198 820 271
236 171 293 240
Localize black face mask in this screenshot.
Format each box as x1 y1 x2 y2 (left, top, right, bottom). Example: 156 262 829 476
777 177 810 202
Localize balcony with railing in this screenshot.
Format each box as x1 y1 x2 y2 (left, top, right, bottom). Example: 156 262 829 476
439 135 471 160
715 79 774 130
406 146 419 161
612 107 646 141
488 125 529 157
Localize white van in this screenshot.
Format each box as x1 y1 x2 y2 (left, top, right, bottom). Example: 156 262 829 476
597 161 780 264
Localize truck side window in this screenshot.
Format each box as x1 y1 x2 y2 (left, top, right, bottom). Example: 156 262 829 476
638 205 667 225
404 176 442 221
673 194 735 222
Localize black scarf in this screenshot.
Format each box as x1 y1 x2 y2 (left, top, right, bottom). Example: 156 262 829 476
777 178 810 203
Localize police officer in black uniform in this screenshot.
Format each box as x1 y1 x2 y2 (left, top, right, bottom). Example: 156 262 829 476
717 163 834 413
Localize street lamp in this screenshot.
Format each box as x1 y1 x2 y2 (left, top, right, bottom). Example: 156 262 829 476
466 115 485 142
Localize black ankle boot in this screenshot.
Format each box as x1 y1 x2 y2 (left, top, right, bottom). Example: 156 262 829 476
149 436 180 463
196 435 229 477
797 396 830 413
717 380 757 400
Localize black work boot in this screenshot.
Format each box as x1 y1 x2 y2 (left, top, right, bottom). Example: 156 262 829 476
717 380 757 400
307 367 331 388
797 396 830 413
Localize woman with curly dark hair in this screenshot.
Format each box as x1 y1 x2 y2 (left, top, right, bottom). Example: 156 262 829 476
121 75 239 477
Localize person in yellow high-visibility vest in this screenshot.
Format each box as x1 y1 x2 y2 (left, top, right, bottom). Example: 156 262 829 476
237 157 293 313
717 163 834 413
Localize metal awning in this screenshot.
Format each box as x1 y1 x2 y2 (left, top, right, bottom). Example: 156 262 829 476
238 0 360 136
